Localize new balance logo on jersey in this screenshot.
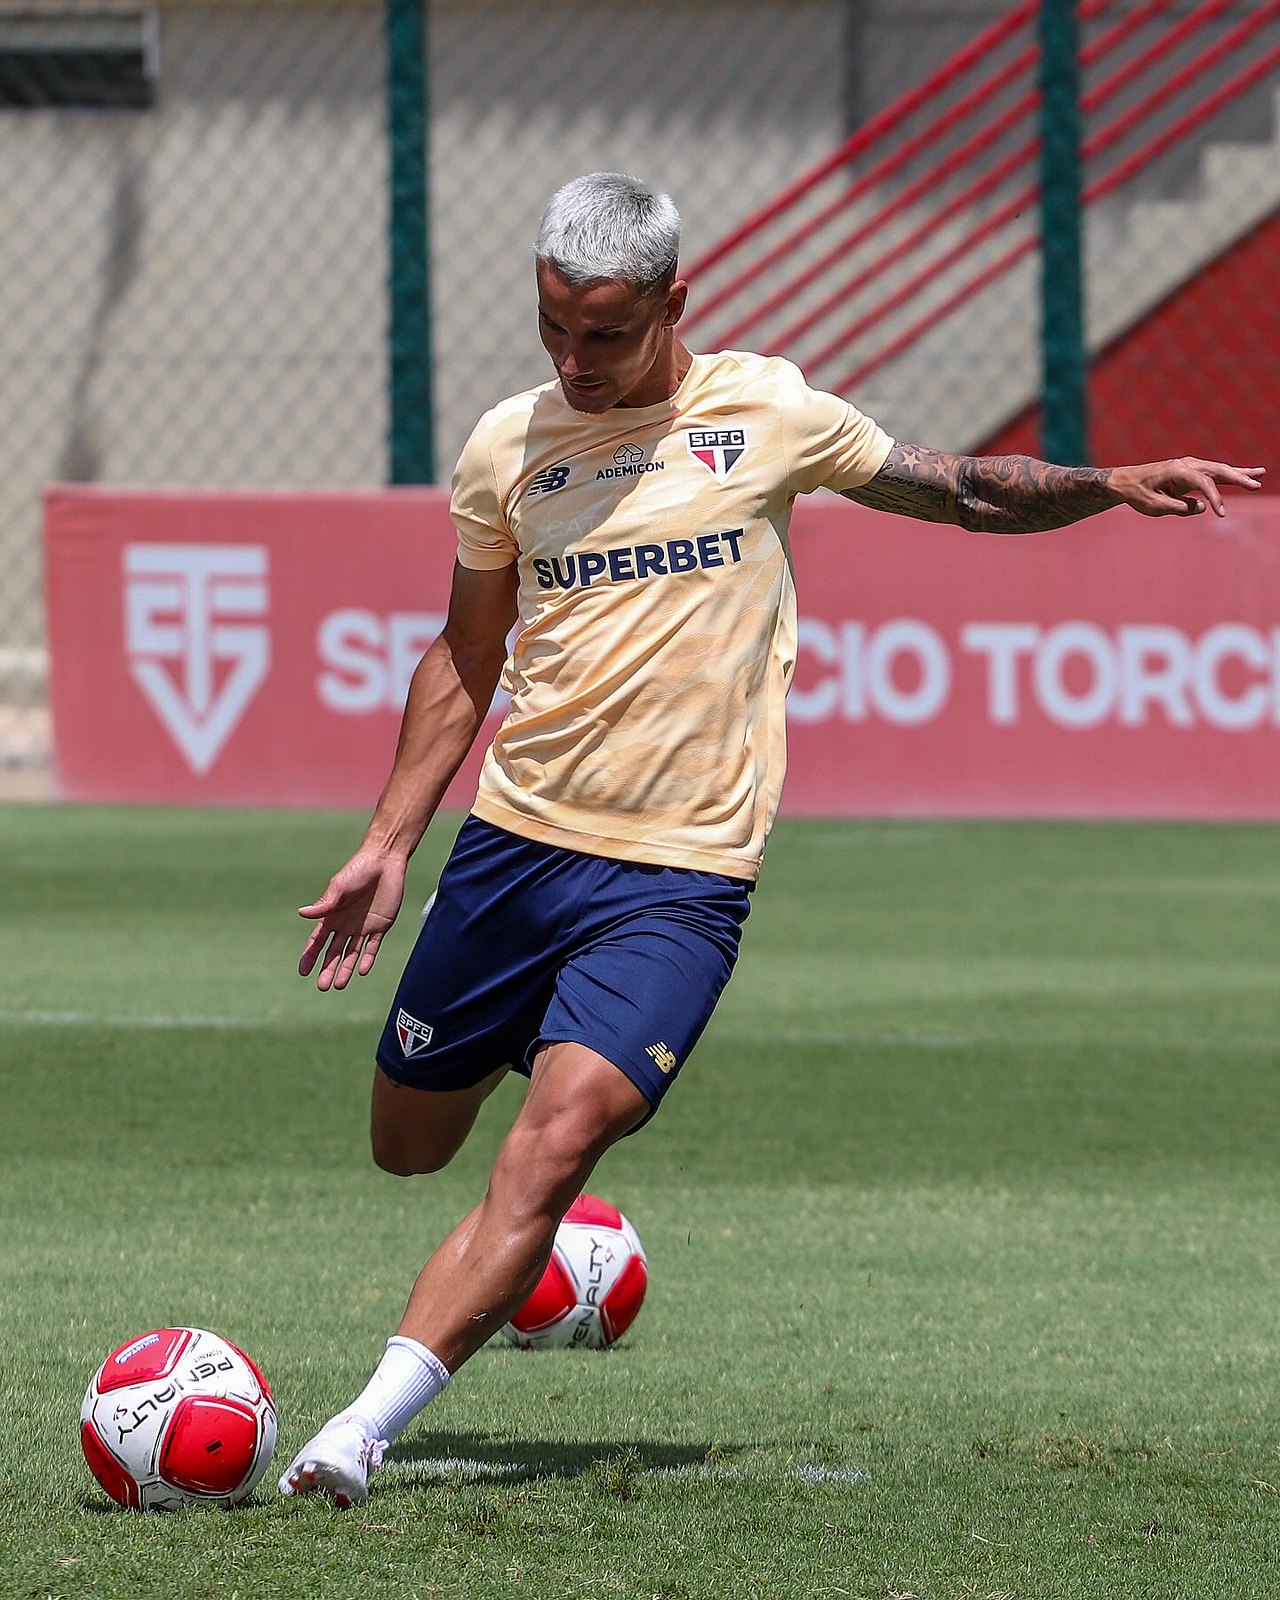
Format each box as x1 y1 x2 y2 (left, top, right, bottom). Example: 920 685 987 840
687 428 747 481
527 464 571 497
645 1041 678 1075
396 1009 434 1058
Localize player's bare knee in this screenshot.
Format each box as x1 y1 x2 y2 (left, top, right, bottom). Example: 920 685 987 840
369 1067 503 1178
370 1128 459 1178
370 1139 420 1177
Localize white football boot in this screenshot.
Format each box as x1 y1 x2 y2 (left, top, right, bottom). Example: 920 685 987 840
278 1412 388 1507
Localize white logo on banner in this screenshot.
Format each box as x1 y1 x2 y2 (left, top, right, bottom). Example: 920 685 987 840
124 544 270 773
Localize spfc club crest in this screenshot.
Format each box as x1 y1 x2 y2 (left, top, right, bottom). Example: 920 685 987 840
686 427 747 481
396 1009 434 1058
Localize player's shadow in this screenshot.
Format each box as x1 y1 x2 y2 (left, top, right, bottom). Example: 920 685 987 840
388 1427 740 1488
76 1433 749 1511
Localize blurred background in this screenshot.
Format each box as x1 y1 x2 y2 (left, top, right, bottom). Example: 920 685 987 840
4 0 1278 789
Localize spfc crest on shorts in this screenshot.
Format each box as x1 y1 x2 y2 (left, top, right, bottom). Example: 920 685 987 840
396 1008 434 1058
687 427 747 481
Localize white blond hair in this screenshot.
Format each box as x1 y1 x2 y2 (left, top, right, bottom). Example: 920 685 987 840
535 172 680 295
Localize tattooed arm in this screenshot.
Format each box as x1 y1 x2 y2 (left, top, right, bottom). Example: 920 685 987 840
843 442 1264 533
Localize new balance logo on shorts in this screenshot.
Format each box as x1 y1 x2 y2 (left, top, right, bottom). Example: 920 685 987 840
645 1041 678 1075
396 1009 434 1058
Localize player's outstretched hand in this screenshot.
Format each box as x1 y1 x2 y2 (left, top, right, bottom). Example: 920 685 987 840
298 849 407 991
1110 458 1265 519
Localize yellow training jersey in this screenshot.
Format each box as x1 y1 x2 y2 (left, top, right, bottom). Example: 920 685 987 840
451 349 893 881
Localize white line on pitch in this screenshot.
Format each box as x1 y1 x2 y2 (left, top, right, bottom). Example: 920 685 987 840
793 1465 871 1483
0 1010 972 1052
378 1457 868 1485
719 1025 975 1049
381 1457 540 1482
0 1007 264 1030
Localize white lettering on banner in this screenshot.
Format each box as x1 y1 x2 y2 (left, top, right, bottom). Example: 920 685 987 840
958 624 1038 724
866 619 950 725
1117 626 1195 727
124 544 270 774
1195 625 1273 730
1034 622 1117 729
790 619 950 725
317 610 513 716
317 610 447 713
961 621 1280 730
791 619 841 722
795 618 1280 731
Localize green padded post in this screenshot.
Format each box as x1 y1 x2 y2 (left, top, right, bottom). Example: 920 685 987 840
1038 0 1088 465
386 0 434 482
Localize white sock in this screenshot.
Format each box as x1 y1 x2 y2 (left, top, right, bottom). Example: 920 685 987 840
344 1335 450 1444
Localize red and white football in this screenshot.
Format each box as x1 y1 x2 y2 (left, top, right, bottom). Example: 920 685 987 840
80 1327 277 1510
502 1193 648 1350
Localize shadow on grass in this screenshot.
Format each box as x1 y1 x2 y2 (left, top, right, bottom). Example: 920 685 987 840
387 1428 743 1488
74 1433 754 1512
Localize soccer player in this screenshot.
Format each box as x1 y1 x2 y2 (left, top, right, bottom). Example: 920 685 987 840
279 172 1263 1504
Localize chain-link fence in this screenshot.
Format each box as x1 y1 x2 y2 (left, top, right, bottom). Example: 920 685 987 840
5 1 1278 785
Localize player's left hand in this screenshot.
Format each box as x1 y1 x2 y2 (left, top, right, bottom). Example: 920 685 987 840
1110 458 1265 518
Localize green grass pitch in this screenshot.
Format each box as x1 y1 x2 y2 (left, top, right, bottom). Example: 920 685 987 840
2 804 1279 1599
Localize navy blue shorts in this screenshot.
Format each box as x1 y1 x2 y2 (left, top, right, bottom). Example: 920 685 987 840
376 816 752 1113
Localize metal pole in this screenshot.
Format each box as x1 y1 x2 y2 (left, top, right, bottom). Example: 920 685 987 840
386 0 434 483
1038 0 1087 465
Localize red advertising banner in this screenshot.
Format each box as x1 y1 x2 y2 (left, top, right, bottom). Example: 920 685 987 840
45 485 1280 817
